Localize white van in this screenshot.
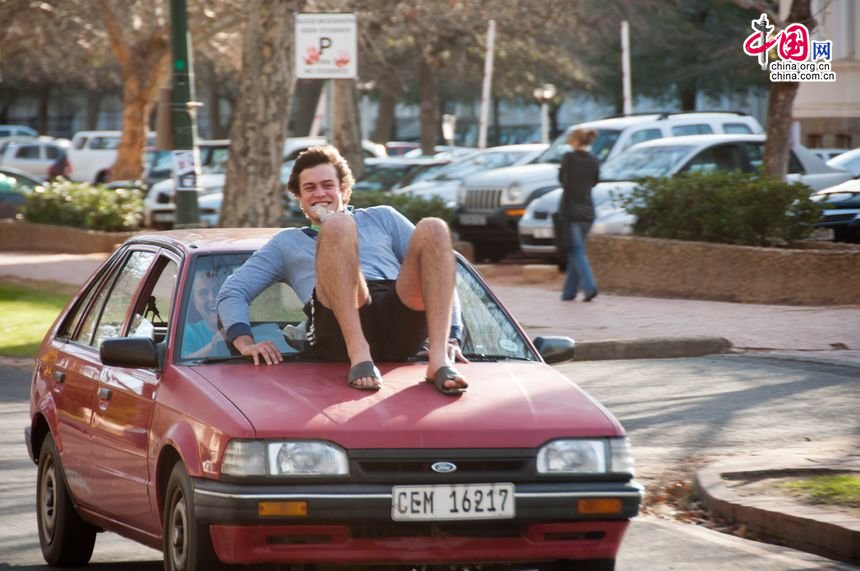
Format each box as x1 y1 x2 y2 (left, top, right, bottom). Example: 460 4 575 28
454 111 763 261
67 130 156 184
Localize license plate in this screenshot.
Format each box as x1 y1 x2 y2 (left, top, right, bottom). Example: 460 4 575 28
391 483 515 521
153 212 175 222
811 227 834 241
459 214 487 226
533 227 555 239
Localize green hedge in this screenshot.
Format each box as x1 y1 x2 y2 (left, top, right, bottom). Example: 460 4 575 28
349 190 454 226
23 179 144 232
622 171 822 247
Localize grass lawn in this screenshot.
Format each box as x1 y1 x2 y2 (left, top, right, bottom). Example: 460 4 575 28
0 280 75 358
781 473 860 507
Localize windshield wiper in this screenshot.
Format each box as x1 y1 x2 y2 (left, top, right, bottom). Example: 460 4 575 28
462 353 534 362
186 352 302 365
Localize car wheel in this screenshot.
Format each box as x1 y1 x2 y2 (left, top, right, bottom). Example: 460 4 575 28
36 433 97 566
163 462 225 571
474 243 510 263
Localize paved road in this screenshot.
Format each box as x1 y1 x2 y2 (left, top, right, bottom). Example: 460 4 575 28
2 354 856 570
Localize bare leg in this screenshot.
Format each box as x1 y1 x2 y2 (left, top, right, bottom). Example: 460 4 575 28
396 218 468 391
315 213 379 389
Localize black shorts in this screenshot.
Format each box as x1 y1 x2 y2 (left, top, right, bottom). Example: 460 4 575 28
306 280 428 362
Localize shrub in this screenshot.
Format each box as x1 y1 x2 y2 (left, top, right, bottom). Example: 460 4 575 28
621 171 822 247
349 190 454 226
23 179 144 232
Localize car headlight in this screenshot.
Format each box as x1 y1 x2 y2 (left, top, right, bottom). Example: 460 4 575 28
222 440 349 477
456 184 467 206
502 182 524 204
537 438 634 475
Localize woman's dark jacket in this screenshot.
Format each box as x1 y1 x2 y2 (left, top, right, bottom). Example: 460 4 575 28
558 149 600 222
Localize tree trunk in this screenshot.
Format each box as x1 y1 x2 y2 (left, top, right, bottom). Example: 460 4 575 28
220 0 297 228
373 90 396 143
113 61 169 181
678 82 697 111
293 79 325 136
763 0 814 179
763 81 800 177
418 57 438 155
333 79 364 180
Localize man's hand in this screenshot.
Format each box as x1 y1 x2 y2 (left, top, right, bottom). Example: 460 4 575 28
232 334 283 365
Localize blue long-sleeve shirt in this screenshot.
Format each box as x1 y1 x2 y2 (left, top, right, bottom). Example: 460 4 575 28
217 205 461 342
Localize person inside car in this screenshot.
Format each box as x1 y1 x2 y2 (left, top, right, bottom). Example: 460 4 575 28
217 145 469 395
183 266 229 359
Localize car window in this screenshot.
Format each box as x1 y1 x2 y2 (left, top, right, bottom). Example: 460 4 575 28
202 147 229 174
723 122 753 134
671 124 714 136
15 145 40 159
91 136 120 150
129 257 178 343
681 144 745 174
77 250 156 349
787 151 804 174
600 144 695 180
742 142 765 170
73 136 88 150
628 129 662 147
45 145 62 160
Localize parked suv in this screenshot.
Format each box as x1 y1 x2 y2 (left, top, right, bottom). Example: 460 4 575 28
454 112 763 261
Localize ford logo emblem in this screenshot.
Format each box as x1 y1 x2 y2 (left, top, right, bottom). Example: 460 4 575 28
431 461 457 474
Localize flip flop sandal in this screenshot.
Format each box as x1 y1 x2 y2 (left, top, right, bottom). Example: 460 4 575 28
347 360 383 391
425 365 467 396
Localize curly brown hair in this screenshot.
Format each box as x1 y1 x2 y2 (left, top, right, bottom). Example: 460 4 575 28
286 145 355 204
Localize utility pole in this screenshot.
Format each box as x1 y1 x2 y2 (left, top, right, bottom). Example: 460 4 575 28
170 0 201 228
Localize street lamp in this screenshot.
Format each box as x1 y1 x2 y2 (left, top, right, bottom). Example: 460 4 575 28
533 83 557 144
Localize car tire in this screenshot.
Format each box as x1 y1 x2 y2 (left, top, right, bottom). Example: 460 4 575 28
163 462 226 571
473 243 510 263
36 433 97 566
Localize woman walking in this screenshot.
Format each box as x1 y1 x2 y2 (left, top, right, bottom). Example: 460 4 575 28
558 128 600 301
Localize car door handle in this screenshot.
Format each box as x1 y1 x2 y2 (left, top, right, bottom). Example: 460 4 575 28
97 387 112 401
53 371 65 384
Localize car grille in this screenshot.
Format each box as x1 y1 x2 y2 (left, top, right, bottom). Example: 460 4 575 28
350 449 533 484
823 211 858 223
533 210 550 220
463 187 503 211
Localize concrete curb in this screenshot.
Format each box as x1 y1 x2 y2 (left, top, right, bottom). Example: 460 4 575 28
574 336 732 361
694 459 860 564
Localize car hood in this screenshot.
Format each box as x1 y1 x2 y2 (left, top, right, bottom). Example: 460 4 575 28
190 361 622 448
462 163 559 187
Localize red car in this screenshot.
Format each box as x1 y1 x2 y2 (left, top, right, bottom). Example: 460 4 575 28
25 229 641 571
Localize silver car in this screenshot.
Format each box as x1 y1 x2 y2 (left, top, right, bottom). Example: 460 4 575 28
519 134 854 259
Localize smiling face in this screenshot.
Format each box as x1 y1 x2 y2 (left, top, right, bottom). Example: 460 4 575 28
298 163 346 224
192 272 219 328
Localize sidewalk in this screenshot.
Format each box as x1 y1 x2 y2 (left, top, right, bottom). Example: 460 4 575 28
2 251 859 564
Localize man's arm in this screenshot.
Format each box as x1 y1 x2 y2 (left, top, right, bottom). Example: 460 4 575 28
216 237 290 365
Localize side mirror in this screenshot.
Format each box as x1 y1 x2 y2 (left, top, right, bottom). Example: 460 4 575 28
533 335 576 364
100 337 160 369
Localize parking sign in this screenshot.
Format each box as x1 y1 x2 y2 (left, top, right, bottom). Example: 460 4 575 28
295 13 357 79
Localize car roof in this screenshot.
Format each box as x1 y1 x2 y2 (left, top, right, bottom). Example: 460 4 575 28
571 112 757 131
129 228 281 255
630 133 765 148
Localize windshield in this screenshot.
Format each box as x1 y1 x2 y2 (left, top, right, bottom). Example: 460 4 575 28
600 145 695 181
178 253 536 363
430 149 535 181
535 128 622 165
